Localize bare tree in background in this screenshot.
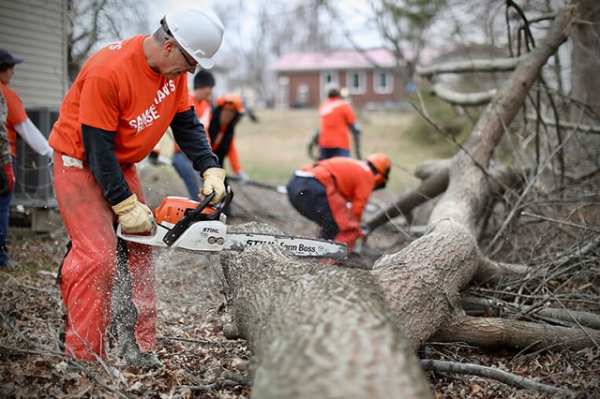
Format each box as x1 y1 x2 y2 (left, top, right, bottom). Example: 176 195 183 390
216 0 341 106
67 0 149 82
566 0 600 176
365 0 448 75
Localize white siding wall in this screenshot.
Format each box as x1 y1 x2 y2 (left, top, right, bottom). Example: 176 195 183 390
0 0 68 108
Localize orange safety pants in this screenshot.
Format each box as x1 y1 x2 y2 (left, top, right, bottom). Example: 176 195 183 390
53 152 156 361
324 179 362 251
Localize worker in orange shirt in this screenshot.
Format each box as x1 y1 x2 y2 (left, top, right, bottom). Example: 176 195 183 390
208 93 248 182
48 7 227 367
191 70 215 130
0 48 53 269
317 86 362 160
286 154 391 251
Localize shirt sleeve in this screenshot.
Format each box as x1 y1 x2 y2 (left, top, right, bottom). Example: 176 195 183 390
3 86 28 127
14 119 53 156
170 108 220 173
81 124 132 205
79 76 120 131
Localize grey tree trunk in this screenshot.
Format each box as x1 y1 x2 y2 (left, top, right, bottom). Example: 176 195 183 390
566 0 600 177
221 223 433 399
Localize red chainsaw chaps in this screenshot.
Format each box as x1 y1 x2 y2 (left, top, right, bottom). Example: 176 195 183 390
323 178 362 251
53 152 156 361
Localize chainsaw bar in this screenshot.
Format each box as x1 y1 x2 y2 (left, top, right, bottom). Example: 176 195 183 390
117 221 349 260
223 233 349 259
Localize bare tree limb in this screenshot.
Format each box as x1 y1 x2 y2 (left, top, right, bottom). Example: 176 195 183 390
421 359 577 397
416 57 521 77
429 84 497 106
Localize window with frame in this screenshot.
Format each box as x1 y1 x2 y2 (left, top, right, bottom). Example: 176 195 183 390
373 70 393 94
347 70 366 95
320 72 339 99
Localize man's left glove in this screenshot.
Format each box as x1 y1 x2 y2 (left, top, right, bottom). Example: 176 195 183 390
112 194 153 233
0 163 15 197
201 167 227 204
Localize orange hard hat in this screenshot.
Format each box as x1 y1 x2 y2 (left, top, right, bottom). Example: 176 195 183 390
366 153 391 187
216 93 245 113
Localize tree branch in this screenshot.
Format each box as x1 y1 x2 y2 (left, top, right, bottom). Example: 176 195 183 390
421 359 577 397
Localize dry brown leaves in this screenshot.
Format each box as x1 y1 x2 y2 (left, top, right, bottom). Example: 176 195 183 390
0 181 599 398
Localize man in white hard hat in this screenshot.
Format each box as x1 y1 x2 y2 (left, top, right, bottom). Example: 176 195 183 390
49 6 226 367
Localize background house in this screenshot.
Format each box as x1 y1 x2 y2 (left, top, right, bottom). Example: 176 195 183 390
270 48 408 110
0 0 69 230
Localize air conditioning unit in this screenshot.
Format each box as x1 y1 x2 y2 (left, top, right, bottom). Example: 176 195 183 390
13 107 58 208
11 107 61 232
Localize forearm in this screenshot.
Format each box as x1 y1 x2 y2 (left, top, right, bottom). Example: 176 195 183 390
81 124 131 205
171 108 220 173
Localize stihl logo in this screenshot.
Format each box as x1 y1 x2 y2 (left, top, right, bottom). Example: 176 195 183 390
203 227 220 233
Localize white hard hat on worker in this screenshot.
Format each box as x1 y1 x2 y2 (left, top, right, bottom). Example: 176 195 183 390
161 7 224 70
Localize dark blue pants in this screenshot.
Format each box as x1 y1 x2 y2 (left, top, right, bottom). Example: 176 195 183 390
0 158 16 265
319 147 350 160
286 175 338 240
172 151 200 201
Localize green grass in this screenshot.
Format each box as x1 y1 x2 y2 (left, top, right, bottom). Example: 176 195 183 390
233 108 448 195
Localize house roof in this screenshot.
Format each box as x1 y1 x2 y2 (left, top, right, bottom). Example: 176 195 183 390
270 48 402 72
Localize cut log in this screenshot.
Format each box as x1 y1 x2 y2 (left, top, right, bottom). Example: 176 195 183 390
221 222 433 398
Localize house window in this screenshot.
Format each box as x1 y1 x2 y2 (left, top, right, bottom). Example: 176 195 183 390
320 72 339 100
347 71 366 95
373 70 394 94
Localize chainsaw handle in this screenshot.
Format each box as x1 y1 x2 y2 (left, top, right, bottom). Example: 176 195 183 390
204 186 234 221
162 187 233 246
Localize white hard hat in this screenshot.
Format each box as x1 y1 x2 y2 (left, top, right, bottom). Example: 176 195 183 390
163 7 224 70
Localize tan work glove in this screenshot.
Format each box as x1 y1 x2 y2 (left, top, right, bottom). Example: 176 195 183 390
112 194 153 233
201 167 227 204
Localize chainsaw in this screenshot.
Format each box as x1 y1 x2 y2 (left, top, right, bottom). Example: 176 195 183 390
117 187 349 260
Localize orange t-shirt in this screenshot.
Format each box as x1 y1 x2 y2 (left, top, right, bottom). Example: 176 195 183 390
190 95 212 148
192 96 212 129
1 83 29 157
303 157 374 221
317 98 357 150
49 35 193 164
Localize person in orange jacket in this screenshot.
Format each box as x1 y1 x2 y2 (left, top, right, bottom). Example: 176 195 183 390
286 154 391 251
48 7 227 366
208 93 248 182
317 86 362 160
0 48 53 269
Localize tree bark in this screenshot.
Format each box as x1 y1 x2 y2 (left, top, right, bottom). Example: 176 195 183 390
221 222 433 399
566 0 600 176
432 315 600 352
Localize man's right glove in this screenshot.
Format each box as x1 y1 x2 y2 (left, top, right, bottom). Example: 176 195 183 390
201 167 227 204
112 194 153 233
0 163 15 197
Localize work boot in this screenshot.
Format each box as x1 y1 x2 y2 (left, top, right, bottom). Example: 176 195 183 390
124 350 162 370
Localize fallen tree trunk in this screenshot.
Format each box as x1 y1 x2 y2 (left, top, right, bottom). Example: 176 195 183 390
221 223 433 399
